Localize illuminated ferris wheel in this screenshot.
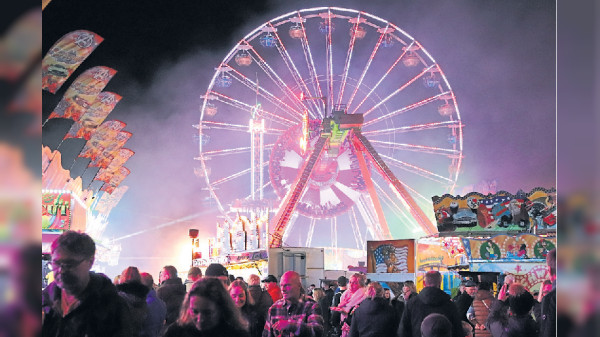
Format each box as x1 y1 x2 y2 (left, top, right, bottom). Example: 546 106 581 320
196 7 463 250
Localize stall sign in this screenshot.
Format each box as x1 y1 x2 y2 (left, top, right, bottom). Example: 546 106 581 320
42 192 71 230
462 234 556 261
367 239 415 274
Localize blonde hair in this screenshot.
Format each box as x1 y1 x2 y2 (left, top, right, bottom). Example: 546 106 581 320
367 282 384 299
312 288 325 302
248 274 261 286
350 273 367 287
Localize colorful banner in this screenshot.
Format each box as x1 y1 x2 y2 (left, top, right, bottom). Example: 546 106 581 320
367 240 415 274
42 192 71 230
100 167 130 194
78 120 126 160
48 66 116 121
0 9 42 82
462 234 556 261
94 149 134 182
432 187 556 234
88 132 132 168
416 237 467 271
64 92 122 140
93 185 128 215
42 30 103 93
469 262 550 293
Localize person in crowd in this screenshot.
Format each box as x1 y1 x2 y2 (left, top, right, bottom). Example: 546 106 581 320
383 288 392 303
461 321 474 337
204 263 230 286
184 267 202 292
538 248 556 337
402 280 417 302
140 272 167 337
330 276 348 337
229 280 264 337
532 279 552 324
331 273 368 337
349 281 399 337
420 313 452 337
397 271 463 337
467 282 494 337
229 274 237 284
247 274 273 317
162 277 250 337
454 280 477 325
117 266 150 337
262 274 283 302
157 265 186 326
485 283 538 336
496 275 514 300
313 288 332 336
452 281 466 301
42 230 132 336
307 284 316 297
262 270 324 337
0 243 42 337
391 287 406 324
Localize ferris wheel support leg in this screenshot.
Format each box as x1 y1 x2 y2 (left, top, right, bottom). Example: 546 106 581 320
351 130 437 236
268 136 328 248
351 135 392 240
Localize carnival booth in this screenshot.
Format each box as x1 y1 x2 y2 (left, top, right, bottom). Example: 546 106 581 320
432 187 557 294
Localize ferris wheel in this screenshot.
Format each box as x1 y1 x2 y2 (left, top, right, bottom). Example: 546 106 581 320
196 7 463 250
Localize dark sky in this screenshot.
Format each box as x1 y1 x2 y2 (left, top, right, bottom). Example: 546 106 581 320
42 0 556 277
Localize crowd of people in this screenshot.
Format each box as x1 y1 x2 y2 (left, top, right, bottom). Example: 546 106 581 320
41 230 557 337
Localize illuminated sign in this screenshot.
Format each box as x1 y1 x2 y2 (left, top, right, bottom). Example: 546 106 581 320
42 192 71 230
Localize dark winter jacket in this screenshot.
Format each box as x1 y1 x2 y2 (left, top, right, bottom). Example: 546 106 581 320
397 286 464 337
391 298 405 323
330 289 346 331
485 299 538 337
42 272 133 337
453 290 474 323
142 288 167 337
538 287 556 337
157 277 186 325
248 284 273 317
162 322 250 337
241 304 266 337
117 281 150 337
349 297 400 337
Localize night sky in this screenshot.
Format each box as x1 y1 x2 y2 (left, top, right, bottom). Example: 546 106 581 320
42 0 556 277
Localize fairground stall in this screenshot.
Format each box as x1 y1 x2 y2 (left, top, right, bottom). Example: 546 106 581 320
432 187 557 294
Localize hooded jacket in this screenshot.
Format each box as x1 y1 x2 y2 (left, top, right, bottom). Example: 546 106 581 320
248 284 273 317
157 277 186 325
117 281 150 337
142 288 166 337
485 299 538 337
42 272 133 337
397 286 464 337
349 297 399 337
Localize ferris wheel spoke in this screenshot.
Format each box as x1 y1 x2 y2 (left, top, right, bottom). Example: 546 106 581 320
210 167 251 187
362 63 436 117
305 217 317 247
325 10 334 113
336 14 362 107
228 67 304 121
200 120 285 135
203 143 274 159
372 179 414 223
296 16 325 106
211 91 296 127
379 153 454 184
350 207 365 251
362 120 462 137
268 23 324 119
363 90 450 127
248 46 312 116
371 140 461 158
346 24 389 109
350 40 415 114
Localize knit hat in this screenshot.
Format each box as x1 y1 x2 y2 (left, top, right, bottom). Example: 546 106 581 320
420 313 452 337
464 280 477 287
204 263 228 277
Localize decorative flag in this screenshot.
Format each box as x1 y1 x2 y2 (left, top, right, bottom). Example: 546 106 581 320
87 131 132 168
94 185 128 215
48 66 116 121
78 120 126 160
64 92 122 140
94 148 134 182
0 9 42 82
42 30 103 93
100 167 130 194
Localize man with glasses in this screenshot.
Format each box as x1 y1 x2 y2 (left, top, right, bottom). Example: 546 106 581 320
42 230 133 336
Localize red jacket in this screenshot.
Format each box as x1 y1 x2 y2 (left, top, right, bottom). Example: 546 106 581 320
265 282 282 302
